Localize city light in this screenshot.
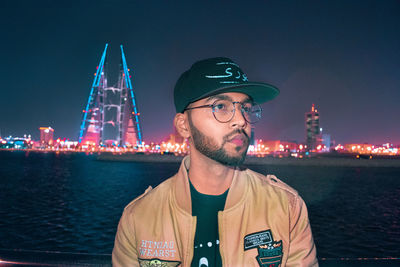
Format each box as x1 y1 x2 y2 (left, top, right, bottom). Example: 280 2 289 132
1 84 398 157
1 131 399 157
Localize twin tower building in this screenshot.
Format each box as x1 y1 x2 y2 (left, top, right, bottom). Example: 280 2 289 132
79 44 143 147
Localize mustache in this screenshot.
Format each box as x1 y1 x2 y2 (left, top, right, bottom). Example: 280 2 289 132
223 129 250 142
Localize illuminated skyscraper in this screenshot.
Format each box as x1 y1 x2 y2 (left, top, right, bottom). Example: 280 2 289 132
39 127 54 146
305 104 321 151
78 44 143 147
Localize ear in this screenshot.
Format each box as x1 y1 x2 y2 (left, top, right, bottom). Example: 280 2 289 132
174 113 191 139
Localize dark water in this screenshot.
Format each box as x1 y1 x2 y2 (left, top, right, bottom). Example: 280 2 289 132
0 150 399 259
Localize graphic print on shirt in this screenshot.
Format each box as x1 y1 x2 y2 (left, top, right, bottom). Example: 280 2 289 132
193 239 220 267
244 229 283 267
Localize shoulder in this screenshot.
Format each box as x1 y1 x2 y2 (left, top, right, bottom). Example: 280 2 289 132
123 175 175 214
245 168 299 196
244 168 302 208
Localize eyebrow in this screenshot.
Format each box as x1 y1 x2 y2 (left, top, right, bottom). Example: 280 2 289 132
205 94 253 103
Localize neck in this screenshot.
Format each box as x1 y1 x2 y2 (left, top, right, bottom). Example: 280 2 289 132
188 149 236 195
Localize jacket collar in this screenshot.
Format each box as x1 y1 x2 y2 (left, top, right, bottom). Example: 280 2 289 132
173 156 248 215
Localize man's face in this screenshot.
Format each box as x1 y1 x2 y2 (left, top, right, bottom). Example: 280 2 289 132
186 92 252 166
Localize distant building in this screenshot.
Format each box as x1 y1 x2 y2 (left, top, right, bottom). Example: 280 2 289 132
161 131 188 154
39 127 54 146
250 127 255 146
344 143 373 154
264 140 298 153
305 104 321 151
165 130 185 144
0 136 30 149
322 134 331 152
249 139 298 156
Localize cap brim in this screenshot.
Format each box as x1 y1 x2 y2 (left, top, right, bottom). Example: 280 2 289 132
196 82 280 104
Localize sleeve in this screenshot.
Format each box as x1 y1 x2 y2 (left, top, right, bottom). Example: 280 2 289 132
286 195 319 267
112 209 140 267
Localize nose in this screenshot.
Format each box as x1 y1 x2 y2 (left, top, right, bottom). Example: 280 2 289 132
230 103 247 128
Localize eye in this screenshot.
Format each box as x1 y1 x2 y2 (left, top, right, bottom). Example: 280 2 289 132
213 102 228 112
242 104 253 113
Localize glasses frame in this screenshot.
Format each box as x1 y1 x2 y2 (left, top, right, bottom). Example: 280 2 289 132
184 99 262 124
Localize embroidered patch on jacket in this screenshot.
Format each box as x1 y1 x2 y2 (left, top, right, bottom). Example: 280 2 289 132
139 240 177 258
138 258 181 267
244 230 283 267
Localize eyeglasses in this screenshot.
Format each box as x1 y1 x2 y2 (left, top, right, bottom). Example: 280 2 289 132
184 99 262 124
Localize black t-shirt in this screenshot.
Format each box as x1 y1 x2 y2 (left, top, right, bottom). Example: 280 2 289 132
189 179 228 267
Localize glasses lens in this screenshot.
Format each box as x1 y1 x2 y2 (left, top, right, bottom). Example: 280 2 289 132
212 100 262 123
243 103 262 123
212 100 234 122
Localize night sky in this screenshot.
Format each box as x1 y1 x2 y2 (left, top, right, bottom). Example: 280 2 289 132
1 1 399 144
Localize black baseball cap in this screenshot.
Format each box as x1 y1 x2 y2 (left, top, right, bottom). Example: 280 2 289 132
174 57 279 113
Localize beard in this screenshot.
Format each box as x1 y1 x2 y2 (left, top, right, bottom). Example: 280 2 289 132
187 115 250 166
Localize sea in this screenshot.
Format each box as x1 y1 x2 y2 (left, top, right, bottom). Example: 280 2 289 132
0 150 399 261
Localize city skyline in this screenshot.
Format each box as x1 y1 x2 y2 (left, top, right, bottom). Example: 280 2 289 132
1 1 399 144
2 102 399 148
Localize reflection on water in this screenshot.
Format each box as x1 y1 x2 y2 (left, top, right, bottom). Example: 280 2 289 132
249 164 400 258
0 151 399 258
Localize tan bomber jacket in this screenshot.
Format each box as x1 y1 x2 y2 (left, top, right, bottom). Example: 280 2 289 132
113 156 318 266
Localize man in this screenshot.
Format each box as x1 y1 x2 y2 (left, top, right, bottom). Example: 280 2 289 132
113 57 318 266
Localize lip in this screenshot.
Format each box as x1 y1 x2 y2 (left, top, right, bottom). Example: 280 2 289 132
228 134 246 146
